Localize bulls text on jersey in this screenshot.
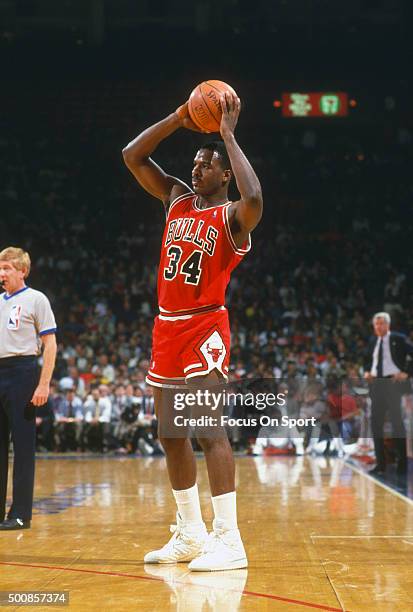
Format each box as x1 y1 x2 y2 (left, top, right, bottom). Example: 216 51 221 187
164 217 219 257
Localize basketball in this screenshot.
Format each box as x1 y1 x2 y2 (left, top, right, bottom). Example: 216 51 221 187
188 80 238 133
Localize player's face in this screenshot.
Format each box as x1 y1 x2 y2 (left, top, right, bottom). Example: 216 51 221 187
373 317 389 337
0 260 25 294
192 149 227 195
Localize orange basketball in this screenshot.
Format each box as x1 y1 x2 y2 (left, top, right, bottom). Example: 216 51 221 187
188 80 238 133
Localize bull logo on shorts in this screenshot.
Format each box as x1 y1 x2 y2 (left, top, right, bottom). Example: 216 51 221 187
206 343 224 363
199 330 226 372
7 305 22 330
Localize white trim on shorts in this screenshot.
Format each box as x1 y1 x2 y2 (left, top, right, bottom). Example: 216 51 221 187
185 365 228 382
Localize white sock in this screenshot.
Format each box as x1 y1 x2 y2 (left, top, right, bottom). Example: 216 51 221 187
172 483 203 525
211 491 238 530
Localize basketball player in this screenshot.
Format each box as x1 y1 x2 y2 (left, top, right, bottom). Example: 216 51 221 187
122 92 262 570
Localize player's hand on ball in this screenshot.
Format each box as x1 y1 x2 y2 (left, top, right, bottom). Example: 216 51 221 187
175 102 204 132
219 92 241 137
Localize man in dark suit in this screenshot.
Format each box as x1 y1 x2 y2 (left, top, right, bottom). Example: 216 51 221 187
364 312 413 475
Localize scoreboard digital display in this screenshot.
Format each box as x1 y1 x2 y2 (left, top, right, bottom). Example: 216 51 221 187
281 92 349 117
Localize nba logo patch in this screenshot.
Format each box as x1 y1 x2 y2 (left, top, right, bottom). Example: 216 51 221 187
7 305 22 330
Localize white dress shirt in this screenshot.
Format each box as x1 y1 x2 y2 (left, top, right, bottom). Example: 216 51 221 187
371 332 401 377
84 396 112 423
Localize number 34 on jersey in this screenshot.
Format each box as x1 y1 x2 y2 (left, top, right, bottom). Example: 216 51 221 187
163 214 218 285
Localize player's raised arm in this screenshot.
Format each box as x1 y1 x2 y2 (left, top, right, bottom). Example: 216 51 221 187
219 93 263 233
122 102 201 206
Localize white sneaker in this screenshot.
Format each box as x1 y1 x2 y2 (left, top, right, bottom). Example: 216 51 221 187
144 512 207 564
188 519 248 571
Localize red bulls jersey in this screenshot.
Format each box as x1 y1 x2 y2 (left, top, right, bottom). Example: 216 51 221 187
157 192 250 316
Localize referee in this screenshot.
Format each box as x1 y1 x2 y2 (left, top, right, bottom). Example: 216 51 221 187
0 247 57 530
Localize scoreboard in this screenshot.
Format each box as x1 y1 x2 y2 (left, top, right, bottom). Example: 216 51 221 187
280 92 349 117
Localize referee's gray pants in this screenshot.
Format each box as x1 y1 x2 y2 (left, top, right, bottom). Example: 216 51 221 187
0 356 39 521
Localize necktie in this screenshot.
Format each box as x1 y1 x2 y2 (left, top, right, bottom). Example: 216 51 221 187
94 401 100 420
68 402 74 418
377 338 383 378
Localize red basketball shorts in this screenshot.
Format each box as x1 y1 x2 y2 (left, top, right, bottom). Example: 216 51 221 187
146 307 230 389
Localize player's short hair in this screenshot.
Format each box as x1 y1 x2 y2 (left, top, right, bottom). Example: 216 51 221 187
373 312 391 325
0 246 31 278
200 140 231 171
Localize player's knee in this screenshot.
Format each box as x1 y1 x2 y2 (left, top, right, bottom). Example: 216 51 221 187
158 436 187 454
196 436 226 453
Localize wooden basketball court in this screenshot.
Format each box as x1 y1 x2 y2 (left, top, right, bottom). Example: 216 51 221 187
0 456 412 611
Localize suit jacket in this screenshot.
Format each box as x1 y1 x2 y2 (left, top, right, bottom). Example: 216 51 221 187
366 332 413 392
